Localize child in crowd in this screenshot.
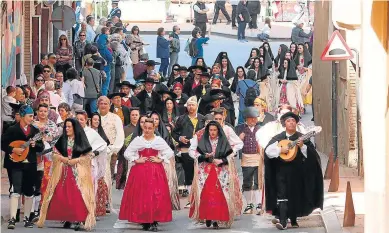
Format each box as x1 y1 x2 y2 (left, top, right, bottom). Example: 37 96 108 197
257 17 272 42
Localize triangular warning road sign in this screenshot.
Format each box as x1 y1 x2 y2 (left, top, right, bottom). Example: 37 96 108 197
321 30 354 61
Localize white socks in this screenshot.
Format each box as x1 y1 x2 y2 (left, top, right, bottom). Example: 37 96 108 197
254 190 262 205
10 195 19 219
24 196 34 218
243 191 253 205
34 195 41 212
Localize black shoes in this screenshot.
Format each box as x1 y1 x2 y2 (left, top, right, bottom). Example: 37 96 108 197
275 222 287 230
244 204 254 214
182 190 189 198
206 220 212 227
142 222 158 231
150 222 158 232
212 221 219 229
29 211 40 223
63 221 72 228
142 223 151 231
23 216 34 228
291 219 299 228
8 217 16 229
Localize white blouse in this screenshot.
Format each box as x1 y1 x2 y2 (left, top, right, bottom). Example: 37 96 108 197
124 136 174 164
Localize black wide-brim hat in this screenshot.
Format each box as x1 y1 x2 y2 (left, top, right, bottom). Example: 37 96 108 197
139 77 158 84
187 65 207 72
199 72 211 78
158 90 177 99
209 89 227 101
107 92 126 99
280 111 300 124
116 81 136 89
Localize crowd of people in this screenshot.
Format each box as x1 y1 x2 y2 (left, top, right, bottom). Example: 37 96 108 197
1 0 321 232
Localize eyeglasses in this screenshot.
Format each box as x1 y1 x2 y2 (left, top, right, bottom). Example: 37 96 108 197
43 70 51 73
80 34 86 37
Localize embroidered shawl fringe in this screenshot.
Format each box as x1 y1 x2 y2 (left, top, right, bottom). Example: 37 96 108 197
37 153 96 231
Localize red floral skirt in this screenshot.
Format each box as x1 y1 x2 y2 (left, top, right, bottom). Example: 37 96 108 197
95 177 108 217
198 164 229 221
119 162 172 223
46 166 88 221
279 84 289 105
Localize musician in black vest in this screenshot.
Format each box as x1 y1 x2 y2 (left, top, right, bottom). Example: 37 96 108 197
264 112 323 230
193 0 209 38
1 105 44 229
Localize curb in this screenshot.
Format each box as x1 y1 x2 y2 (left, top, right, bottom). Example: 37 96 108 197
138 31 291 42
320 206 343 233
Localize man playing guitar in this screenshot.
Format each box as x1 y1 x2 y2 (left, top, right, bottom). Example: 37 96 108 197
1 105 44 229
264 112 324 230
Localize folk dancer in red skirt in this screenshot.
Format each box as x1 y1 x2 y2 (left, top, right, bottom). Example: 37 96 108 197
189 121 239 229
37 118 96 231
119 118 174 231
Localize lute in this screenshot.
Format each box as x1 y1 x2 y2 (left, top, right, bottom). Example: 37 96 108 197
278 126 322 162
9 131 45 162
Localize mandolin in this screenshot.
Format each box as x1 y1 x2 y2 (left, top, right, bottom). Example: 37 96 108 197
278 126 322 162
9 131 45 163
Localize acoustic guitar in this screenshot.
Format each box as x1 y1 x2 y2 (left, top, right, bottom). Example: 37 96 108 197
278 126 322 162
9 132 44 163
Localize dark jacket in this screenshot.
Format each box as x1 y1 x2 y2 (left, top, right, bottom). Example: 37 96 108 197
193 2 208 23
1 123 44 169
175 93 189 115
246 0 261 14
136 90 163 114
157 35 170 59
109 105 131 126
291 26 313 44
172 114 205 149
237 1 250 23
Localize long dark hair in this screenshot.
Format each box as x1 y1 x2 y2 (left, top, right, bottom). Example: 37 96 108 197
131 26 140 35
161 98 180 126
90 112 110 145
55 118 92 159
148 111 174 149
231 66 246 93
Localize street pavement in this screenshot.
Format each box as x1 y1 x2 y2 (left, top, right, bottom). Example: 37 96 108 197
1 36 326 232
126 35 290 82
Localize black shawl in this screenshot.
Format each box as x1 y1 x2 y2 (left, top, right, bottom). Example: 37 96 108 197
148 111 175 149
259 45 273 69
230 66 246 93
294 43 312 67
289 42 298 60
274 44 288 68
245 48 260 68
161 98 180 126
196 121 233 166
55 118 92 159
278 59 298 81
262 42 274 60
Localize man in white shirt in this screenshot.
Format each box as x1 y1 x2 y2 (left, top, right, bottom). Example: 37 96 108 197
86 15 96 43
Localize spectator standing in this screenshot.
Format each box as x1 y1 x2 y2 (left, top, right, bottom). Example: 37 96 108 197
237 0 250 42
83 58 102 115
189 29 210 65
86 15 97 43
55 35 73 74
65 68 85 111
193 0 209 38
97 27 113 96
247 0 260 29
44 80 62 109
33 54 48 78
75 22 87 42
73 31 88 73
212 0 232 25
156 27 171 77
291 20 313 44
257 17 271 41
2 86 17 131
168 25 181 76
96 18 108 35
126 26 145 66
230 0 239 29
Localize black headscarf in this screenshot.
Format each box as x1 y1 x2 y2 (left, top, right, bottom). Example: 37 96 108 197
218 56 235 80
197 121 232 160
161 98 180 126
304 42 313 57
262 42 274 60
249 57 261 80
278 58 298 81
260 62 270 81
214 51 229 64
148 111 174 149
274 44 288 68
90 112 110 145
245 48 260 68
290 42 298 59
294 43 312 67
231 66 246 93
259 46 273 69
195 57 208 69
55 118 92 159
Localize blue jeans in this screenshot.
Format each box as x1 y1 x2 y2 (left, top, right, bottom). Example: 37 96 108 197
257 33 269 41
238 110 245 125
84 98 97 116
159 58 169 77
238 22 247 40
101 66 111 96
